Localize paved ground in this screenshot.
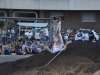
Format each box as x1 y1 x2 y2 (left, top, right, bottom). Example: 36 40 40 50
0 54 33 63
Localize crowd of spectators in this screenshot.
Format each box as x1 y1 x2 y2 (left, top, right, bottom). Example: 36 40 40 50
0 26 97 55
61 28 97 43
0 27 52 55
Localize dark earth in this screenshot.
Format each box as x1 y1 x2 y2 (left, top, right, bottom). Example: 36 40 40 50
0 41 100 75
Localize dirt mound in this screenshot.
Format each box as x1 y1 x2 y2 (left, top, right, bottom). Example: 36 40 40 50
0 41 100 75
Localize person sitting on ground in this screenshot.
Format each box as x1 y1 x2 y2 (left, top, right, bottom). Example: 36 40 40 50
36 40 46 52
88 29 95 42
6 38 11 44
4 42 11 55
25 40 32 54
10 42 15 53
77 30 84 41
16 42 26 55
69 29 76 41
1 42 5 55
45 39 52 48
31 41 40 54
16 37 23 43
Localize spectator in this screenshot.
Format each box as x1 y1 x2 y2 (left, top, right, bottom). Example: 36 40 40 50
88 29 95 42
7 28 11 39
67 27 71 36
6 38 11 44
16 42 25 55
10 28 15 42
39 28 46 44
10 42 15 53
45 40 51 48
25 40 32 54
16 37 23 43
0 41 2 54
1 28 7 45
37 40 45 52
77 30 83 41
61 29 65 42
69 29 76 41
30 35 35 41
4 43 11 55
31 41 39 54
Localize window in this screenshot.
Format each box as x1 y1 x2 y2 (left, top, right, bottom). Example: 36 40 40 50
81 12 96 22
50 12 64 21
0 21 4 28
0 12 4 17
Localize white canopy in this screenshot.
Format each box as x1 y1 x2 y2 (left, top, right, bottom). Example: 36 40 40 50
17 22 48 27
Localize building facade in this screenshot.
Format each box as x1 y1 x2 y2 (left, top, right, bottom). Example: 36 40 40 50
0 0 100 33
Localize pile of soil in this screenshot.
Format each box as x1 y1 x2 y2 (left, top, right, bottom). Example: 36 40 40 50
0 41 100 75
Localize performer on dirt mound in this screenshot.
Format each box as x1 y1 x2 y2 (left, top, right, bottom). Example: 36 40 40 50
44 17 67 53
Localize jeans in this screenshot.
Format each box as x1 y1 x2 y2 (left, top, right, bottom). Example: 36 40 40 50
2 37 7 45
41 37 46 44
69 36 75 41
11 36 14 42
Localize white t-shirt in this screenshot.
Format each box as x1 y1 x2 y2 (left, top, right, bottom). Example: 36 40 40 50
52 44 63 53
22 44 26 51
25 32 33 39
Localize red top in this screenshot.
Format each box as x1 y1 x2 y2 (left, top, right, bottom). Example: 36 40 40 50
70 31 76 36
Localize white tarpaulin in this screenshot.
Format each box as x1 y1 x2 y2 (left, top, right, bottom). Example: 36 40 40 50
17 22 48 27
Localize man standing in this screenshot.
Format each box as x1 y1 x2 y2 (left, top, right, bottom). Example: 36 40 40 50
10 28 15 42
39 28 46 44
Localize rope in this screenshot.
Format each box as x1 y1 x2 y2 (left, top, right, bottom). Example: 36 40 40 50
34 51 63 70
34 45 66 70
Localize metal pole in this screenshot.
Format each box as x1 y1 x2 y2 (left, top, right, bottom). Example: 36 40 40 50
45 50 63 67
19 20 20 37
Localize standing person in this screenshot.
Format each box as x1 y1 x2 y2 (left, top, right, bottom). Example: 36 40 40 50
61 29 65 42
39 28 46 44
1 28 7 45
67 27 71 37
10 28 15 42
44 17 66 53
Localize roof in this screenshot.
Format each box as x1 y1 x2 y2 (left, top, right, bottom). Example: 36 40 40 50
17 22 48 27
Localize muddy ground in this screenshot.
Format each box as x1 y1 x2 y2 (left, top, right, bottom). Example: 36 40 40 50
0 41 100 75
